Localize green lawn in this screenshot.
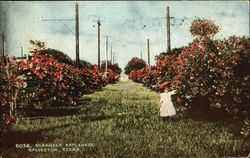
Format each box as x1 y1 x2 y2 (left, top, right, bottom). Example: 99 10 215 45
2 80 250 158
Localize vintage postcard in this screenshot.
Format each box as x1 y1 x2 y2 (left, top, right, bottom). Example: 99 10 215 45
0 1 249 158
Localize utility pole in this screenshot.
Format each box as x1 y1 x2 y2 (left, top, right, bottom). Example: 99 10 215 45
166 6 171 53
97 20 101 69
147 38 150 66
140 50 142 59
110 46 113 64
2 33 4 57
21 46 23 57
75 1 80 68
105 36 108 74
113 53 116 64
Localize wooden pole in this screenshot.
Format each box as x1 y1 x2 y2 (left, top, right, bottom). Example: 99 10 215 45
2 33 4 57
110 46 112 64
97 20 101 69
166 6 171 53
105 36 108 74
147 39 150 65
75 1 80 68
21 46 23 57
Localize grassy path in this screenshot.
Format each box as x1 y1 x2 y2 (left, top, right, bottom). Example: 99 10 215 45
3 80 250 158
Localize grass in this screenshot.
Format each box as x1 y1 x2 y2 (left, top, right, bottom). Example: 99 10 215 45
2 80 250 158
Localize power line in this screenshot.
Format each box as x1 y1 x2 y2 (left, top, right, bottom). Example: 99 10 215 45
41 19 74 34
41 19 74 21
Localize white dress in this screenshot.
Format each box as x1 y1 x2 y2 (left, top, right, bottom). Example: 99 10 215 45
160 91 176 117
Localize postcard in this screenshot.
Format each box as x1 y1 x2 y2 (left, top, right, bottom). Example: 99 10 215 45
0 1 249 158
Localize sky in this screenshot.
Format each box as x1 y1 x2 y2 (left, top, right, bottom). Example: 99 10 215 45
1 1 249 69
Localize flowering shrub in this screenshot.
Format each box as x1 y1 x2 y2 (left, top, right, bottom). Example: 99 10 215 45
0 56 26 124
190 18 219 38
128 18 249 126
1 53 120 124
175 37 249 114
124 57 147 75
129 36 249 114
101 61 122 75
241 119 250 137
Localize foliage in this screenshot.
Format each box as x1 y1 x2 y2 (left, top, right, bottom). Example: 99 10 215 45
128 18 250 137
0 56 26 124
101 61 122 75
156 47 186 57
241 119 250 137
29 40 46 53
124 57 147 75
1 52 120 124
38 48 73 66
190 18 219 38
34 48 93 69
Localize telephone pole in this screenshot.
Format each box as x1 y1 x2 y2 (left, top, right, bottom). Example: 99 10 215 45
105 36 108 74
110 46 113 64
166 6 171 53
2 33 4 57
21 46 23 57
97 20 101 69
113 53 116 64
147 39 150 65
140 50 142 59
75 1 80 68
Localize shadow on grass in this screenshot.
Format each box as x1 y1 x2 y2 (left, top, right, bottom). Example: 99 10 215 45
2 130 44 149
172 103 246 139
19 97 94 118
185 109 233 122
2 122 84 150
21 108 80 118
178 96 234 122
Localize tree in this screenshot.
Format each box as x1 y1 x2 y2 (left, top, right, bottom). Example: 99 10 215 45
101 61 122 75
190 18 219 39
29 40 93 69
124 57 147 75
40 49 93 68
29 40 46 54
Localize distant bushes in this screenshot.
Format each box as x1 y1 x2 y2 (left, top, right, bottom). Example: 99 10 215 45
124 57 147 75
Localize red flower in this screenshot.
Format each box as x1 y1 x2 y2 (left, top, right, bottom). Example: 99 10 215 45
217 62 223 66
31 68 36 73
159 81 171 90
5 115 17 124
19 102 29 106
239 44 244 49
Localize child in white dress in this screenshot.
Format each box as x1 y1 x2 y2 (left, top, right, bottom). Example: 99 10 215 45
160 87 177 122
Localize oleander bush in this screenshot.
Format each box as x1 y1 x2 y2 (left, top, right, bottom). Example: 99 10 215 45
1 52 120 124
128 18 250 137
124 57 147 75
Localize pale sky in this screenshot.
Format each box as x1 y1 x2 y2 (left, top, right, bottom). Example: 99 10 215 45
1 1 249 69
